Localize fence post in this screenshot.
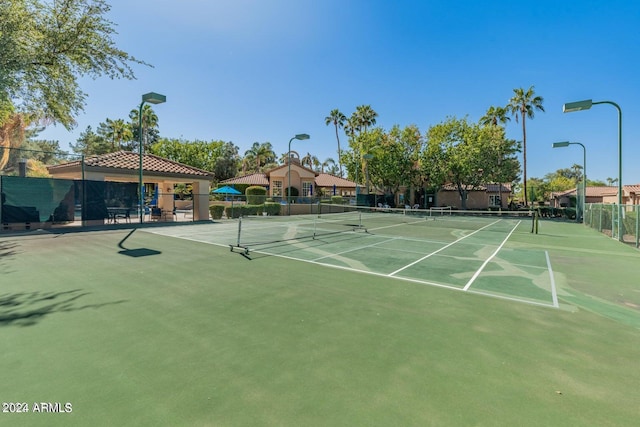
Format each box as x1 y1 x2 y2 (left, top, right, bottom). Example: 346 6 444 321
636 205 640 248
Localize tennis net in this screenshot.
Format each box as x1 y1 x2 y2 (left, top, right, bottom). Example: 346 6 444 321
229 205 532 254
230 211 367 254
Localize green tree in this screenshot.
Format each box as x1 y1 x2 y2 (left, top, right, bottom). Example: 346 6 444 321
368 125 424 197
480 106 511 127
212 142 241 182
507 86 545 207
98 118 133 151
347 105 379 181
423 117 518 209
0 113 26 170
69 125 109 156
243 142 276 173
325 109 347 176
301 152 319 169
150 138 225 172
353 105 378 134
320 157 335 173
0 0 148 129
480 124 521 208
129 104 160 153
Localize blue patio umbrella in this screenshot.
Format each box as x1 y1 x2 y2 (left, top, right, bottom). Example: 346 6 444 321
212 186 242 195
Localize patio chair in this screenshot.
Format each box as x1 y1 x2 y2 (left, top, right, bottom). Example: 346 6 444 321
151 207 162 221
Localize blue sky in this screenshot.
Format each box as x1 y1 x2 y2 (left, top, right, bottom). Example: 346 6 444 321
39 0 640 184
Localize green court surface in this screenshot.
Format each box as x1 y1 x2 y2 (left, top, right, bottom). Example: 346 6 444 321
1 216 639 426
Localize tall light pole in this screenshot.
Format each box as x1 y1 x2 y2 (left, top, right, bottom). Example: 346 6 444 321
363 153 374 195
138 92 166 223
552 141 586 222
287 133 310 215
563 99 622 239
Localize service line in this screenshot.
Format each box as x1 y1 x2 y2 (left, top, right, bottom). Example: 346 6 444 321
463 220 521 291
388 219 502 277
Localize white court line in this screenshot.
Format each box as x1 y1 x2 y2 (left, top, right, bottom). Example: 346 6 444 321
388 219 502 277
546 251 560 308
312 236 398 261
144 229 559 309
364 218 426 232
463 221 521 291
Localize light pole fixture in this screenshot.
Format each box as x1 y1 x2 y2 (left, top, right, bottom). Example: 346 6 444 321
553 141 586 222
287 133 310 215
139 92 166 223
563 98 622 239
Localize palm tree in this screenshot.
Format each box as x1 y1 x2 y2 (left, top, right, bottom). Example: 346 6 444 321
326 164 340 176
301 152 319 169
606 177 618 186
481 106 511 208
321 157 335 173
507 86 544 207
244 142 276 172
104 118 133 151
480 106 511 127
325 109 347 176
129 105 159 152
353 105 378 134
350 105 378 184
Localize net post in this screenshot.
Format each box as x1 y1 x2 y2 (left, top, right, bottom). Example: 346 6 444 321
237 216 242 247
313 216 317 239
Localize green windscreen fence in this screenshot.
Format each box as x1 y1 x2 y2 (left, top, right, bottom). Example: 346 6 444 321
1 176 138 227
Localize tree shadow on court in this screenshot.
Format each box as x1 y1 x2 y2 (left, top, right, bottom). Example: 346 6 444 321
0 241 20 274
0 289 128 327
117 229 162 257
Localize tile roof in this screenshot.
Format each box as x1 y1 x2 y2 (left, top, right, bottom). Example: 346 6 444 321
221 172 356 188
625 184 640 194
47 151 213 178
221 173 270 186
554 186 626 197
315 173 356 188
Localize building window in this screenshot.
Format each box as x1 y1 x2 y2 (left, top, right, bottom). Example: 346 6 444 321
302 181 312 197
273 180 282 197
489 195 501 206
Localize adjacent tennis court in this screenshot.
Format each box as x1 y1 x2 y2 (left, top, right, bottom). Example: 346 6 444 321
2 215 639 426
151 208 559 308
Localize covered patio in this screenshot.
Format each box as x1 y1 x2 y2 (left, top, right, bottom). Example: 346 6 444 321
47 151 214 224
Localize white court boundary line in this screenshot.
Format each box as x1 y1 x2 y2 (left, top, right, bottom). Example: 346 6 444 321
144 223 559 309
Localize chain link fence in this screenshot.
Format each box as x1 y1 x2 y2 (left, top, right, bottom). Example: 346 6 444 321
584 203 639 248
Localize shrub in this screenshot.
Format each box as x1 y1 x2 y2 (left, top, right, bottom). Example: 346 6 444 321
331 195 343 205
564 207 577 220
225 204 263 218
246 186 267 205
263 202 281 216
209 204 225 220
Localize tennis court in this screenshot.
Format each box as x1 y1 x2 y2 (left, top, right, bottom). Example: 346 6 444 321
150 208 558 308
2 214 639 426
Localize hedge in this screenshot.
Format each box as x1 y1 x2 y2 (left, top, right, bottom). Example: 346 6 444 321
225 203 281 218
246 186 267 205
209 204 225 219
